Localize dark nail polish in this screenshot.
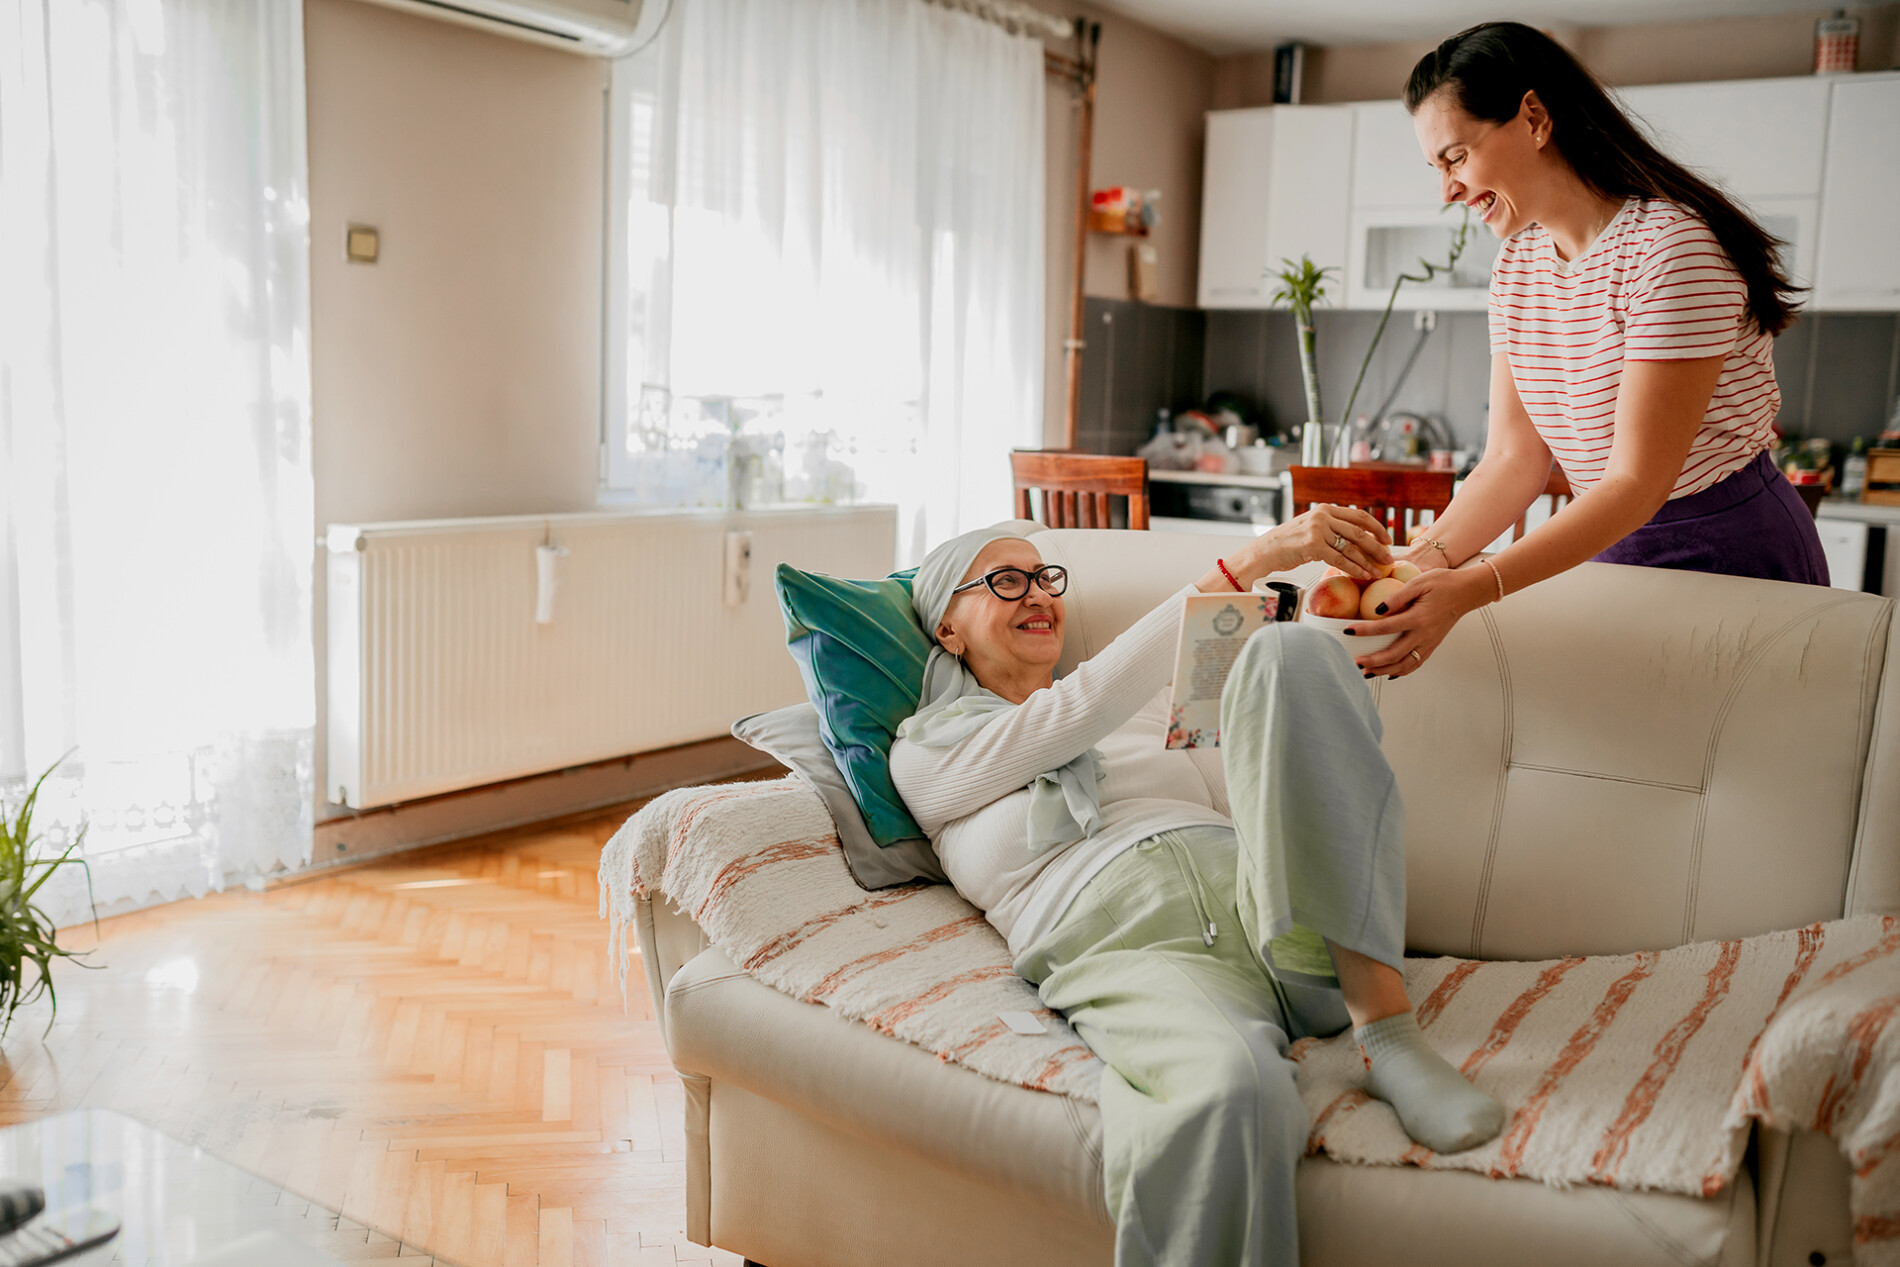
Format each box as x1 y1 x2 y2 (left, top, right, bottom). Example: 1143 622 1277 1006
1375 603 1388 616
1343 628 1356 636
1363 672 1374 679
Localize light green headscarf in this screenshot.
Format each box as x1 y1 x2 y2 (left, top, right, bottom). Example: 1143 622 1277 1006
897 522 1104 855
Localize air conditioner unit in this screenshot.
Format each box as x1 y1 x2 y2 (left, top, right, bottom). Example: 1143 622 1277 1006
357 0 662 57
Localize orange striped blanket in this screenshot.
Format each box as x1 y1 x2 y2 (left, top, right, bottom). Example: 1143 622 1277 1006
604 778 1900 1247
1299 918 1900 1259
601 777 1106 1101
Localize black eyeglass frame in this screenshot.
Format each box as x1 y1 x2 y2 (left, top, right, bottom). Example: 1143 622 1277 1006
948 565 1069 602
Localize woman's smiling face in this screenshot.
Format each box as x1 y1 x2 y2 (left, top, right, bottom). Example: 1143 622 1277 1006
935 538 1066 690
1413 88 1547 240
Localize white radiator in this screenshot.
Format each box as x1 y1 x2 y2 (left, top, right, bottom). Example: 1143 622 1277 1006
325 506 896 809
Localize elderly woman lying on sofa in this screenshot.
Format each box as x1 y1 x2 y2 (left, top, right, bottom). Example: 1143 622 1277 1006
888 516 1507 1267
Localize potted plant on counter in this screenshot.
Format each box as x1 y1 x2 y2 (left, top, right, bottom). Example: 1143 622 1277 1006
1269 257 1336 467
1269 205 1475 467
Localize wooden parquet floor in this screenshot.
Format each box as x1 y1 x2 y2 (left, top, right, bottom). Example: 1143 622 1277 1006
0 803 742 1267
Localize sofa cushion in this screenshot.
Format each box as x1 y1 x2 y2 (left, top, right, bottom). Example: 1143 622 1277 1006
774 562 933 878
731 703 946 888
663 945 1758 1267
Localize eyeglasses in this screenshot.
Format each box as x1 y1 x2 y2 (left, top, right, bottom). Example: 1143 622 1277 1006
949 565 1069 602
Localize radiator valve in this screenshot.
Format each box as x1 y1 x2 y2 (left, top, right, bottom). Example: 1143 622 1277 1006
724 531 753 607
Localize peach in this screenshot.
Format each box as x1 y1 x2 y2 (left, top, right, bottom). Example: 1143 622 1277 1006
1390 560 1422 583
1304 574 1362 619
1359 577 1406 619
1364 558 1395 580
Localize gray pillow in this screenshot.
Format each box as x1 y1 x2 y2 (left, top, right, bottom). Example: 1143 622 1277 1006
732 703 947 890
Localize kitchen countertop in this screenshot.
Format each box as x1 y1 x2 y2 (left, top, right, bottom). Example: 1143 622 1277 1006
1816 499 1900 526
1148 468 1286 488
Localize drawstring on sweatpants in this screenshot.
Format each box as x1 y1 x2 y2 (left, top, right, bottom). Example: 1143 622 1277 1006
1139 833 1219 946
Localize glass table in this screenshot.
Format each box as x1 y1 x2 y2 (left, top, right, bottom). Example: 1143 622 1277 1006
0 1108 369 1265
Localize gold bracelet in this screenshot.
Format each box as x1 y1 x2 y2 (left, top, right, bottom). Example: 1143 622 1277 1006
1423 538 1452 563
1481 557 1506 603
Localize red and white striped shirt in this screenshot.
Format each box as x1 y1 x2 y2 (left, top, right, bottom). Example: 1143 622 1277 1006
1488 199 1779 498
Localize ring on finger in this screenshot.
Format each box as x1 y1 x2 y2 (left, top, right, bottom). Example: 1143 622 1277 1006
1332 534 1346 550
1409 649 1422 662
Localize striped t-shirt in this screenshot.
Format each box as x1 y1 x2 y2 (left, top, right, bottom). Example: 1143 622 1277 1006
1488 198 1779 498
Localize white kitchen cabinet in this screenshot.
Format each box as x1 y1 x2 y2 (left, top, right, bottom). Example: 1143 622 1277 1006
1351 100 1437 209
1198 106 1354 309
1814 73 1900 310
1346 101 1494 309
1618 78 1828 289
1617 79 1830 201
1262 106 1355 291
1197 109 1277 308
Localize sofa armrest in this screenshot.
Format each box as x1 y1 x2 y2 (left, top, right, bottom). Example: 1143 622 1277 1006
635 892 708 1047
1755 1127 1853 1267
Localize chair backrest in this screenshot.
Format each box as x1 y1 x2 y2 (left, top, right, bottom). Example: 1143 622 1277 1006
1010 451 1150 530
1289 465 1454 543
1514 465 1574 542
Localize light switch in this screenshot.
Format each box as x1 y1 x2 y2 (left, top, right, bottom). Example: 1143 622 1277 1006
345 224 379 264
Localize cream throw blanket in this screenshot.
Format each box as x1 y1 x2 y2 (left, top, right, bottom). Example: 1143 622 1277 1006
602 777 1900 1260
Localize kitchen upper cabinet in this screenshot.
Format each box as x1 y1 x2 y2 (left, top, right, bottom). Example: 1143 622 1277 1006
1198 106 1354 309
1198 109 1277 308
1351 101 1437 209
1262 107 1355 289
1618 79 1829 200
1814 74 1900 310
1197 76 1899 313
1619 78 1828 288
1347 101 1495 310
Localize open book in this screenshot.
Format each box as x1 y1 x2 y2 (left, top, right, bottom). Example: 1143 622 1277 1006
1164 580 1302 750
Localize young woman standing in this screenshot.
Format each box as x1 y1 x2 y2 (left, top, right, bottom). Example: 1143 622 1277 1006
1353 22 1828 680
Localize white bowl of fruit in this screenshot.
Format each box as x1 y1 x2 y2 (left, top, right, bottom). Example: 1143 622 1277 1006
1297 561 1423 654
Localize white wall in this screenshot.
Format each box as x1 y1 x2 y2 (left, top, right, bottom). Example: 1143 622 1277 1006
306 0 606 821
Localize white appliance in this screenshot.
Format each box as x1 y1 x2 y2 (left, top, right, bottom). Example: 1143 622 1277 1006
357 0 659 56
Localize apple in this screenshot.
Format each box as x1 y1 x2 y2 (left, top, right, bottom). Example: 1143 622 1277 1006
1305 574 1362 619
1390 561 1422 583
1360 577 1406 620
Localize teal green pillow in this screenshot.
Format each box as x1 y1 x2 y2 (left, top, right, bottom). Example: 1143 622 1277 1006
775 564 933 862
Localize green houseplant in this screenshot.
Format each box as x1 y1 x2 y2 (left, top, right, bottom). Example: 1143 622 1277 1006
1269 256 1337 465
1269 205 1476 467
0 757 96 1038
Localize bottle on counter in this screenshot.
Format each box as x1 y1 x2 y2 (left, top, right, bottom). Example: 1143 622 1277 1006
1843 437 1870 500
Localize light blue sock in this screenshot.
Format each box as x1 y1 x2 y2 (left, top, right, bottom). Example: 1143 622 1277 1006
1356 1011 1506 1154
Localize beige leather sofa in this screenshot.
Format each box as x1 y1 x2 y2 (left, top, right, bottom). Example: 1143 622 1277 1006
631 527 1900 1267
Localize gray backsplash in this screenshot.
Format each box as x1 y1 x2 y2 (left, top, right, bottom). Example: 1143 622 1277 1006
1073 299 1900 459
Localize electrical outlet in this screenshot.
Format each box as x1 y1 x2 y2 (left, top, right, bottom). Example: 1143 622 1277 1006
1413 309 1437 332
724 531 753 607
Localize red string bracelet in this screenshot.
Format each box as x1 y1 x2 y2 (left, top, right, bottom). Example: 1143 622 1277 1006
1216 558 1244 592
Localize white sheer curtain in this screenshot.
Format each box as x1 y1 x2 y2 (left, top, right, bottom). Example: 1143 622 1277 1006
0 0 315 924
604 0 1046 563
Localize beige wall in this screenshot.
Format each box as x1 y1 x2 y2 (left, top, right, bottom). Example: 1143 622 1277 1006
306 0 606 820
1212 5 1900 108
1041 5 1214 444
306 0 605 530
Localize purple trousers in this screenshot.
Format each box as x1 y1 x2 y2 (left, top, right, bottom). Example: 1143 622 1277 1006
1591 449 1830 586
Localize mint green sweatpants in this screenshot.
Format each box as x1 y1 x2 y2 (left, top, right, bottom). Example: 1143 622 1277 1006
1013 623 1407 1267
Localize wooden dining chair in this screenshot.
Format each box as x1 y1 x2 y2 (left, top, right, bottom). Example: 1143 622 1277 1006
1010 451 1151 530
1514 465 1575 541
1288 465 1454 544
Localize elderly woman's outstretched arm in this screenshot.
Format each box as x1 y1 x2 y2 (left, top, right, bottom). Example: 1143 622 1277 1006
891 587 1188 835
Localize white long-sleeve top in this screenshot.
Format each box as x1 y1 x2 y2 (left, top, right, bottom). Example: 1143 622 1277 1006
889 588 1233 958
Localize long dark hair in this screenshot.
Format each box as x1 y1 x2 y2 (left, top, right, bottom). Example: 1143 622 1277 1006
1405 22 1800 336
